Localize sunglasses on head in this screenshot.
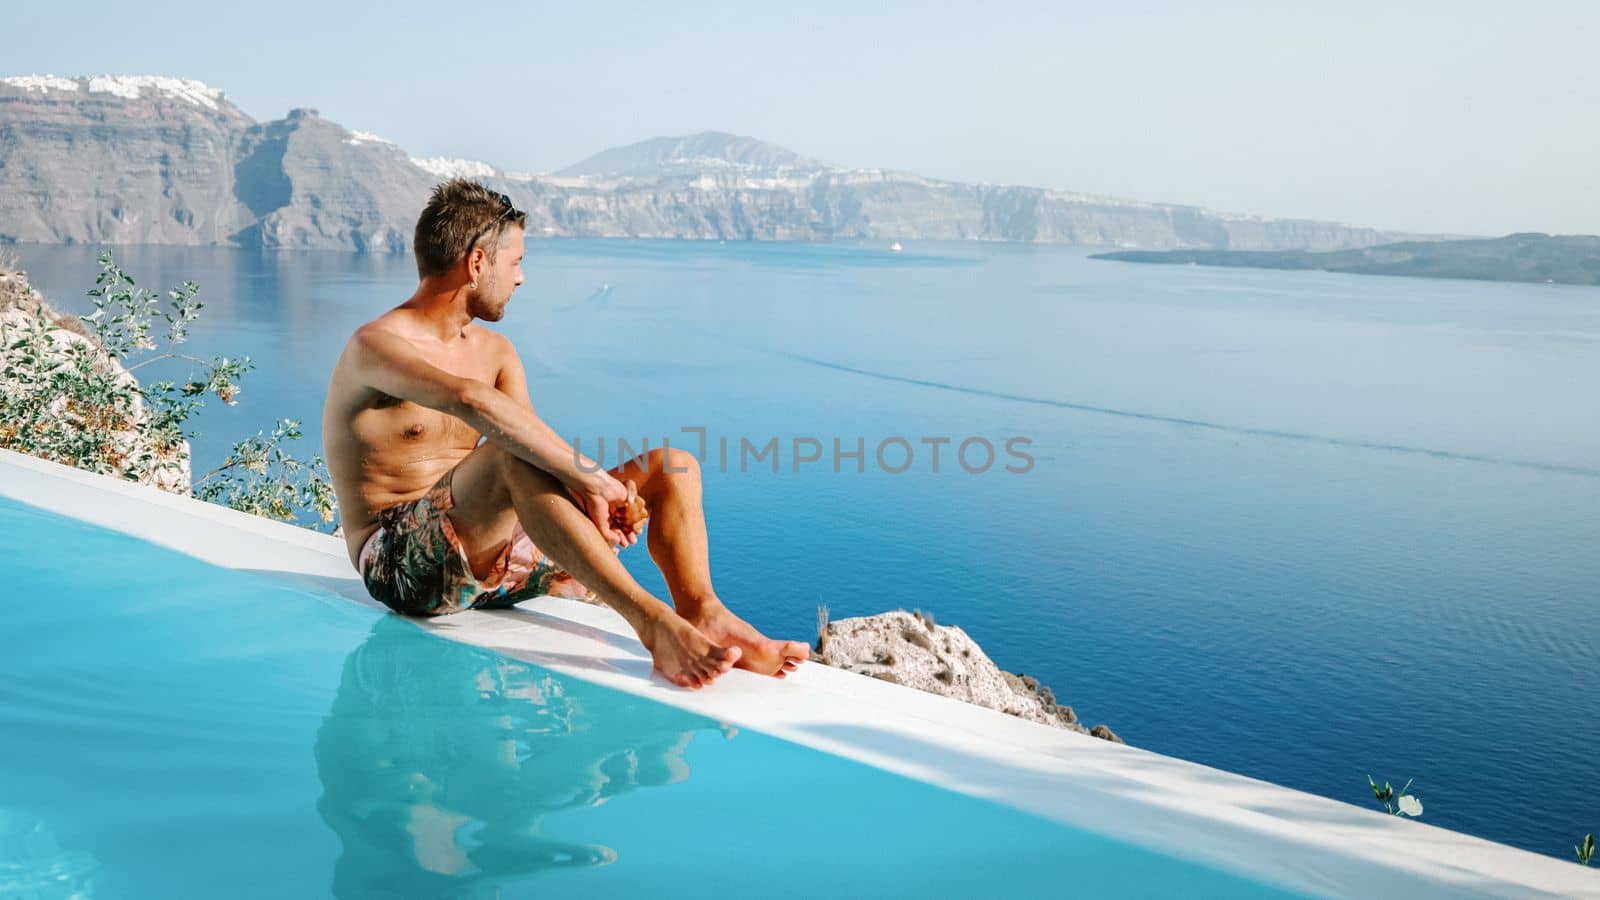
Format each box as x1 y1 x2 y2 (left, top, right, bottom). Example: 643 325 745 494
466 192 521 256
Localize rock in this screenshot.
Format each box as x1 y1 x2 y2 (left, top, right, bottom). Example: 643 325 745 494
1001 671 1082 728
814 609 1101 736
1090 725 1125 745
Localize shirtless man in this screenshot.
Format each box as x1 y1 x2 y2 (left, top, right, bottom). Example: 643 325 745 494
322 180 808 688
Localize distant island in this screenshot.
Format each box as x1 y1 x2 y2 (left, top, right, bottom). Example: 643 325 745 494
1091 233 1600 286
0 74 1421 253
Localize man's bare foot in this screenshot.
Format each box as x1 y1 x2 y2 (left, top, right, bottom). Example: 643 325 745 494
687 601 809 678
637 614 740 689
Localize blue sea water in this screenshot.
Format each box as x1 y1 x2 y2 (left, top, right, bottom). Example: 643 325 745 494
0 496 1302 899
12 240 1600 861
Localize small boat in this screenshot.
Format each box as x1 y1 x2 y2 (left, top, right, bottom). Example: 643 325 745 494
890 241 903 252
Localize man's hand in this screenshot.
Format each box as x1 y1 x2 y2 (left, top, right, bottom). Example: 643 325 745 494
571 471 647 547
610 480 649 546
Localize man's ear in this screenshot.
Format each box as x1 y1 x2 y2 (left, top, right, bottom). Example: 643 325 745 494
464 247 483 282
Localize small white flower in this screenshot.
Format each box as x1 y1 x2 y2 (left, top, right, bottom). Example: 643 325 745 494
1397 795 1423 817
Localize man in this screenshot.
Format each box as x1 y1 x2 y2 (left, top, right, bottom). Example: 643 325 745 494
323 180 808 688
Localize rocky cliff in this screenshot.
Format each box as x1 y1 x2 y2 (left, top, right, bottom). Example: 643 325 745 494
1 75 1413 252
0 77 456 251
0 76 255 246
814 607 1123 742
232 108 436 252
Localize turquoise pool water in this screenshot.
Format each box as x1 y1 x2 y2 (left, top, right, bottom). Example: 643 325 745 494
0 496 1304 899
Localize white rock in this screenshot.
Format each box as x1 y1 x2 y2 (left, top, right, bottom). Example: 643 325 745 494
815 609 1092 733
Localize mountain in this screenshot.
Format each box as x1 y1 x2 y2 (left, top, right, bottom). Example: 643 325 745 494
1090 233 1600 286
1 74 1417 252
556 131 822 178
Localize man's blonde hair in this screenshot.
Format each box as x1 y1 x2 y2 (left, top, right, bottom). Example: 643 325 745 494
413 180 528 278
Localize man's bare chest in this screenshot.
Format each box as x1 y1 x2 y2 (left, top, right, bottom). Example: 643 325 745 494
362 344 498 451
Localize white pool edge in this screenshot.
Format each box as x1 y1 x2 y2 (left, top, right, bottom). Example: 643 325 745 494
2 449 1593 899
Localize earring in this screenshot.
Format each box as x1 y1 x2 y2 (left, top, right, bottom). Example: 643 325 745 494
469 281 478 289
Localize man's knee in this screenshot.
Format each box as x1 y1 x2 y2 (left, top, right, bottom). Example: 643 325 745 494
651 447 700 480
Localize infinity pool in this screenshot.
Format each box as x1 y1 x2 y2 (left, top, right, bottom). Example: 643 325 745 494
0 496 1303 898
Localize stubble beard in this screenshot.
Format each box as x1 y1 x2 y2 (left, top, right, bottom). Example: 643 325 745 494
468 273 509 322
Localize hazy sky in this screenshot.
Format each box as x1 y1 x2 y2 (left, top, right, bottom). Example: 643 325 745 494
9 1 1598 235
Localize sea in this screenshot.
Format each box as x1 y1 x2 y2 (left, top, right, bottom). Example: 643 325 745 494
13 239 1599 861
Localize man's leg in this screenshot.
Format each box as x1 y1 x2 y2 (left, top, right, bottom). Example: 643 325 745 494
446 443 739 689
611 447 808 677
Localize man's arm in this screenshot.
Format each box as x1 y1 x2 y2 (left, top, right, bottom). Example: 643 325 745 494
490 331 535 409
490 334 648 544
348 328 631 542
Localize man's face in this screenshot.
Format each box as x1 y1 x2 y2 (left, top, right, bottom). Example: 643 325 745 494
467 225 526 322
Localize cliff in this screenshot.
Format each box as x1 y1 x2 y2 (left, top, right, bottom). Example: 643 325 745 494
0 76 255 245
2 75 1413 253
1092 233 1600 286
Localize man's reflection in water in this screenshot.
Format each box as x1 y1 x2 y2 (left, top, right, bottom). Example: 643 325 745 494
315 617 724 898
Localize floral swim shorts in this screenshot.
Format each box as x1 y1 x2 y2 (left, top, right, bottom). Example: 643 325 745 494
357 466 595 616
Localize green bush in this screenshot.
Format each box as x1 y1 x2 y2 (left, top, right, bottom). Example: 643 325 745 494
0 252 335 530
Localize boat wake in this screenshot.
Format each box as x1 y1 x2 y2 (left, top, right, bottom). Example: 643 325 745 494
782 353 1600 479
